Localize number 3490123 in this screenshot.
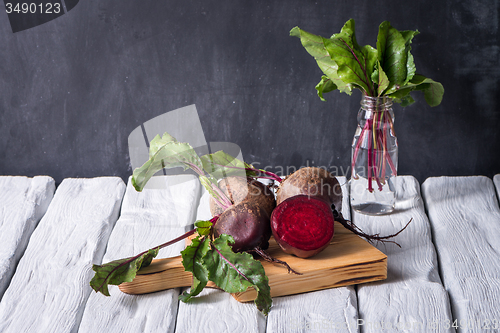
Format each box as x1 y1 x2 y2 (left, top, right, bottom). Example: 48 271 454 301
5 3 61 14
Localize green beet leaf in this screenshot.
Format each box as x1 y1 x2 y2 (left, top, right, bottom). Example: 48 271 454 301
90 248 159 296
400 29 419 85
204 234 272 316
200 150 257 180
179 276 206 303
376 21 408 94
388 74 444 107
179 235 211 302
372 60 390 96
148 132 177 158
194 220 213 236
131 133 205 192
324 19 377 96
132 132 233 210
398 94 416 107
315 75 338 101
290 26 354 96
421 78 444 107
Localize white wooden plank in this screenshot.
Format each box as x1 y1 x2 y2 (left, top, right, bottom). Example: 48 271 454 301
353 176 454 333
267 176 360 333
0 176 55 299
267 287 359 333
0 177 125 333
421 176 500 333
176 286 268 333
493 174 500 202
79 175 201 333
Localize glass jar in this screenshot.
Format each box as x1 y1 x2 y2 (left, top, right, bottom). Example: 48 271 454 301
350 94 397 215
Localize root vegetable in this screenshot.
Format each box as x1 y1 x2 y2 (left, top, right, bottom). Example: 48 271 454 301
213 201 272 253
276 167 342 212
209 177 276 217
274 166 410 255
210 179 299 274
271 195 335 258
92 132 277 315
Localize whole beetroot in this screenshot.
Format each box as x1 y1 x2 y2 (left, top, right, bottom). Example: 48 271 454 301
213 201 272 252
209 176 276 217
276 167 342 212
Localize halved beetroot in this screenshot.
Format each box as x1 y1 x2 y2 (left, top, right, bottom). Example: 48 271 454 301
270 195 335 258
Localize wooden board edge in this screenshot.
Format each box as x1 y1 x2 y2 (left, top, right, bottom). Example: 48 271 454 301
118 222 389 300
232 257 387 302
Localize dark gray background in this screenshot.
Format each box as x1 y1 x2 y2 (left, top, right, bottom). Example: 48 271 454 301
1 0 499 185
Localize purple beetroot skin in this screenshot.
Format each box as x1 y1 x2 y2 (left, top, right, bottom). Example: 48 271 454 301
213 201 272 252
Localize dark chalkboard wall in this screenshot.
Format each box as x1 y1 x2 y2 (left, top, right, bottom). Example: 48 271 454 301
1 0 499 185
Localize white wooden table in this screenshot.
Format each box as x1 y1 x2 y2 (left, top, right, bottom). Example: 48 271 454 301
0 174 499 333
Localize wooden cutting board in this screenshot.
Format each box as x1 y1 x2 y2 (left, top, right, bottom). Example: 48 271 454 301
119 222 387 302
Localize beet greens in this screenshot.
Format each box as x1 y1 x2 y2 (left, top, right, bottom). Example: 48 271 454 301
90 132 274 315
291 19 444 196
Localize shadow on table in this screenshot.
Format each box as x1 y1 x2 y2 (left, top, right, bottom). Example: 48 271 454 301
393 195 423 213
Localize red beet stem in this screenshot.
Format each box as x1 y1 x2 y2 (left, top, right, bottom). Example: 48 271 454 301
352 120 369 180
245 167 283 183
385 113 398 176
380 112 388 181
367 118 374 193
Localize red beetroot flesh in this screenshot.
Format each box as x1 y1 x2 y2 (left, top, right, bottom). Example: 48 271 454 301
271 195 335 258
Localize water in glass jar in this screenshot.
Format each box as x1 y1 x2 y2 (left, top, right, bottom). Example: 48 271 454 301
350 147 397 215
